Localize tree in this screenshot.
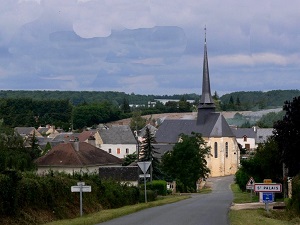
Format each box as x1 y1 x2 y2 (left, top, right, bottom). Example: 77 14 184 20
273 96 300 177
130 111 146 131
139 127 162 180
235 137 282 190
161 132 210 192
121 97 131 114
122 153 138 166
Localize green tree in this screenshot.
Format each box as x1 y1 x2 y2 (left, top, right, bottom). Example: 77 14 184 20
130 111 146 131
273 96 300 177
139 127 162 180
161 132 210 192
0 125 35 172
235 137 282 190
121 97 131 114
122 153 138 166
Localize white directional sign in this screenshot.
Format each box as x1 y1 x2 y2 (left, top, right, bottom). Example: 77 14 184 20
254 183 282 193
139 174 151 178
137 161 151 174
71 185 92 192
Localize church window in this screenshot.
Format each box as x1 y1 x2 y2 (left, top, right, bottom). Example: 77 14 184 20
214 142 218 158
108 148 111 153
243 136 247 142
225 142 228 158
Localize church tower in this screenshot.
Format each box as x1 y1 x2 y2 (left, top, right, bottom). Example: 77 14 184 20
197 28 216 125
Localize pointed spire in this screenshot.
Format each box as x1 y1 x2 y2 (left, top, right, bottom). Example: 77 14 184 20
199 26 215 106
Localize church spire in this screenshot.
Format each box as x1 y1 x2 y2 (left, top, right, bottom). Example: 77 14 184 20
199 26 215 107
197 27 215 125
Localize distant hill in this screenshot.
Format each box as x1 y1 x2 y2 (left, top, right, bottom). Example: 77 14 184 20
220 90 300 109
0 89 299 109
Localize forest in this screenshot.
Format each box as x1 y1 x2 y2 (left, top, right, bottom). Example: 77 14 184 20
0 89 299 130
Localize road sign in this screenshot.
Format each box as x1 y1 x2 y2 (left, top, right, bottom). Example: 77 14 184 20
254 183 282 192
246 177 255 190
139 174 150 178
138 161 151 174
71 185 92 192
262 192 274 203
263 179 272 183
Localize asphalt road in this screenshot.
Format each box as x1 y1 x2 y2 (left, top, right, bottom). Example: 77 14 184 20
96 175 234 225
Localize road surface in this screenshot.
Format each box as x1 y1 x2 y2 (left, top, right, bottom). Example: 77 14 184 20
96 175 234 225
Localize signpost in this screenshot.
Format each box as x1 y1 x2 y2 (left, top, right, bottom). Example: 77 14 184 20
138 161 151 203
254 182 282 212
246 177 255 200
71 182 92 216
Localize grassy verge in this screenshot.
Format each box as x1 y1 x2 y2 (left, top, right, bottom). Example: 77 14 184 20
44 195 190 225
231 184 259 203
230 184 300 225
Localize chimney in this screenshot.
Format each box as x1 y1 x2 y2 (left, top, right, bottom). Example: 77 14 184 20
72 137 80 151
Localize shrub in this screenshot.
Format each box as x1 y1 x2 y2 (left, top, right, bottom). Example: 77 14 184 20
139 190 157 202
145 180 167 196
287 174 300 213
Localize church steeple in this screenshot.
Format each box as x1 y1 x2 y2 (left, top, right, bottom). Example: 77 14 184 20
197 27 216 125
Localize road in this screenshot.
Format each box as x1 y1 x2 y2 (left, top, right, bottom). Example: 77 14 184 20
96 175 234 225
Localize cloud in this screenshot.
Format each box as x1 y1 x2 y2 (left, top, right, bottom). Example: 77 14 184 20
0 0 299 95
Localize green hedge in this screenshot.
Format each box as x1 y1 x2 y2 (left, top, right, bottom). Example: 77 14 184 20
0 170 140 219
145 180 167 196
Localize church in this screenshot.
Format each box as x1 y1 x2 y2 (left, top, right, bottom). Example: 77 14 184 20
155 31 240 177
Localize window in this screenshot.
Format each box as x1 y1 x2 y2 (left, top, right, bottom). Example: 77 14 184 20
108 148 111 153
214 142 218 158
126 148 129 154
243 136 247 142
117 148 120 154
225 142 228 158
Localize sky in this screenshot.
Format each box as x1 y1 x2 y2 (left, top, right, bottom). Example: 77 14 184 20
0 0 299 96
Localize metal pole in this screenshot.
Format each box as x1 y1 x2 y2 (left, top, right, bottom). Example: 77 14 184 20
144 173 147 203
80 184 83 217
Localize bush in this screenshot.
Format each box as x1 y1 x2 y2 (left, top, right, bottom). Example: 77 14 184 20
287 174 300 213
142 180 167 196
139 190 157 202
235 169 250 191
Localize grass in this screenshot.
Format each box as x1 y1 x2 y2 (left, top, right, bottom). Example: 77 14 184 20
231 184 259 203
43 195 190 225
230 184 300 225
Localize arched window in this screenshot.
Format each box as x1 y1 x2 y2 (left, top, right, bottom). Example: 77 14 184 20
243 135 247 142
225 142 228 158
214 142 218 158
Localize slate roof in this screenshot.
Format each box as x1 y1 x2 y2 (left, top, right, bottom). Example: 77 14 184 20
231 128 256 139
99 166 139 181
36 142 123 166
155 113 234 143
256 128 274 144
15 127 39 136
139 124 158 137
98 125 137 144
51 132 79 143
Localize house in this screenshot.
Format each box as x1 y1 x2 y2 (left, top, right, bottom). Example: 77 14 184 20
37 125 59 137
231 127 257 151
14 127 42 138
256 128 273 146
78 129 102 148
154 32 240 177
98 125 138 159
35 141 123 174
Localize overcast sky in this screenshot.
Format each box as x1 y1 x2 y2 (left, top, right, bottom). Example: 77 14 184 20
0 0 299 96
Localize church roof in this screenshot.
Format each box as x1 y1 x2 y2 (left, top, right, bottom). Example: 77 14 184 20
155 113 235 143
